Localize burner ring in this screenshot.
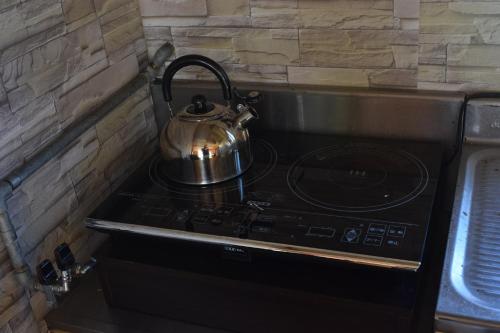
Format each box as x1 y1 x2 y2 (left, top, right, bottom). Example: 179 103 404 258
286 144 429 213
150 140 278 195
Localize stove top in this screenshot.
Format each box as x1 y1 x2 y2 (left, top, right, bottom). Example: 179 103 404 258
87 130 442 271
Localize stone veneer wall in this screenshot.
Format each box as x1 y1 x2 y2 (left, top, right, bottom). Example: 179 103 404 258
139 0 500 91
0 0 156 332
141 0 421 88
418 0 500 91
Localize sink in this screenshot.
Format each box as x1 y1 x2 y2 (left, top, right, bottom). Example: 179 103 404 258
436 147 500 331
454 149 500 309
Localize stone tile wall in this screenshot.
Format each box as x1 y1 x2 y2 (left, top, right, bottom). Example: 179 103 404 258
0 0 154 332
419 0 500 91
140 0 500 92
141 0 420 88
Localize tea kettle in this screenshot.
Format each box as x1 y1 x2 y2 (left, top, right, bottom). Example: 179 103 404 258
160 54 260 185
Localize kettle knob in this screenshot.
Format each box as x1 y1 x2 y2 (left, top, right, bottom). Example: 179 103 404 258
188 95 215 114
191 95 208 114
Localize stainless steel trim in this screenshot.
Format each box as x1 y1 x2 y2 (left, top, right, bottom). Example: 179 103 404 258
436 313 500 331
86 218 420 271
151 81 463 160
465 100 500 145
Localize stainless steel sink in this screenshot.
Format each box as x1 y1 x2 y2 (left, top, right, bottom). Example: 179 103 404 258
460 150 500 306
436 100 500 332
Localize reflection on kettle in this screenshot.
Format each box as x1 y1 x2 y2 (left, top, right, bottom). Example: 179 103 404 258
151 139 278 207
159 54 261 185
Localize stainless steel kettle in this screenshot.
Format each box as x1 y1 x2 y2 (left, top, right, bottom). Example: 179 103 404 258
160 54 259 185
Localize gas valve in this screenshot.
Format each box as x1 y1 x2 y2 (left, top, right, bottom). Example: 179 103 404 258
37 260 58 286
35 243 96 295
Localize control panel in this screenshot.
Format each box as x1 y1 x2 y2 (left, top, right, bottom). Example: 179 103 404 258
89 192 424 264
130 199 418 261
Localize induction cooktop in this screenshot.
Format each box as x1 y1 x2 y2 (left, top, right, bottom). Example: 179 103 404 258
86 130 442 271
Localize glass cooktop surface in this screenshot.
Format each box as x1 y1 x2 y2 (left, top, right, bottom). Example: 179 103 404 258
88 130 443 270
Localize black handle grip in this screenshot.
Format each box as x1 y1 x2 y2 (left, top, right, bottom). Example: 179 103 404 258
54 243 75 271
162 54 232 102
37 259 58 285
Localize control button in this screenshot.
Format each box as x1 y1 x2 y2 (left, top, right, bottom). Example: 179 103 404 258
192 215 209 224
363 235 383 246
251 221 273 233
306 226 335 238
368 223 386 236
217 207 234 216
209 217 223 225
341 228 361 244
386 239 400 247
387 225 406 238
175 210 190 223
199 207 216 214
256 214 276 222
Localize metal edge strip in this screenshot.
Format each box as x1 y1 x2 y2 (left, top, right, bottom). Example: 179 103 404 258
435 313 500 330
86 218 420 271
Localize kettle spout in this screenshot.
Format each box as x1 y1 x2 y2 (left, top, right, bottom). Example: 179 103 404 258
234 104 259 128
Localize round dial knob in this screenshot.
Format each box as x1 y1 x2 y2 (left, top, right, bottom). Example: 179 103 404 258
345 229 359 242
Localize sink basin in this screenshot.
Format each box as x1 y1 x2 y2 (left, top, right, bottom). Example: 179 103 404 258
436 147 500 331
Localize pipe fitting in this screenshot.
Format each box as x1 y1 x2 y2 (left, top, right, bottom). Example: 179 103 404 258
75 258 97 276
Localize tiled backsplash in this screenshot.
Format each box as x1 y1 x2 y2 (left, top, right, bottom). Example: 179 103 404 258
0 0 154 332
419 0 500 91
142 0 420 88
140 0 500 91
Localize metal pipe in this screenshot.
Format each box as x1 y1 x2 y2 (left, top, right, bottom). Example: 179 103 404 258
0 73 150 292
75 257 97 276
6 74 149 190
0 181 32 289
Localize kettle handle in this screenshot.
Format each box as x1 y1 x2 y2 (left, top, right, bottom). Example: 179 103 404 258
162 54 232 102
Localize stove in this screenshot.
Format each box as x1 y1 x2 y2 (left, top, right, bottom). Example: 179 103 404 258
87 130 441 271
87 129 443 333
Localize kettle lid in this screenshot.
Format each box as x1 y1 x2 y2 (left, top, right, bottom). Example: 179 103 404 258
177 94 228 121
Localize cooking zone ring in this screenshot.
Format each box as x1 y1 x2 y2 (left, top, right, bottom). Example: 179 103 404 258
287 144 430 212
150 139 278 195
